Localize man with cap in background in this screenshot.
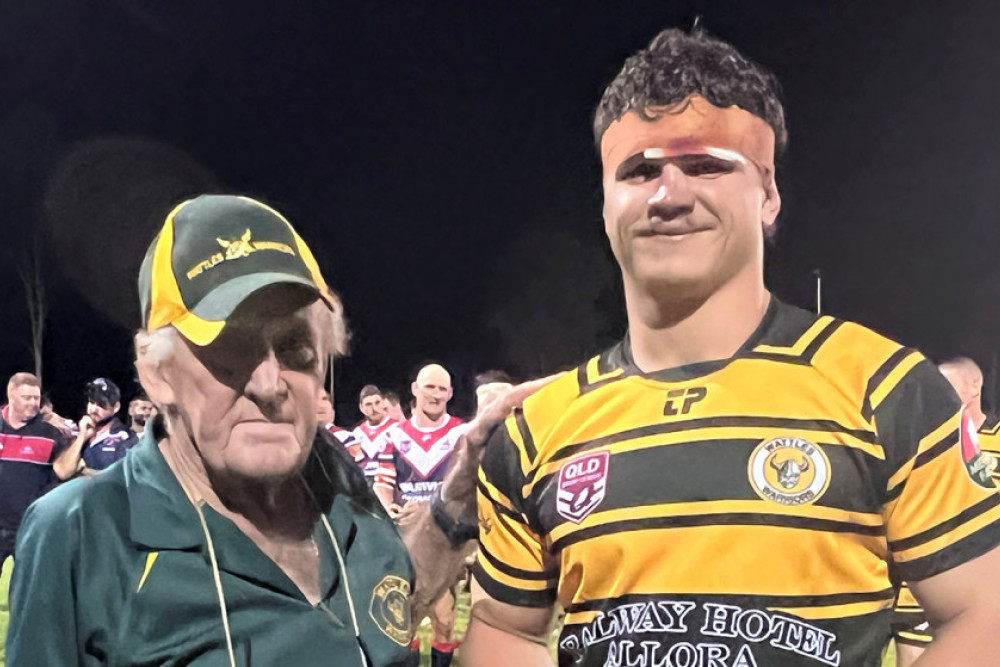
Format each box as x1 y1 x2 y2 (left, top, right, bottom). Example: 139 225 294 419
73 378 138 473
7 194 510 666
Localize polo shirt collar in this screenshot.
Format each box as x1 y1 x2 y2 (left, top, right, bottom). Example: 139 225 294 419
124 424 204 550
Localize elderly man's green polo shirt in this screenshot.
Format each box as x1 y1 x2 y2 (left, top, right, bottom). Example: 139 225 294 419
8 427 415 666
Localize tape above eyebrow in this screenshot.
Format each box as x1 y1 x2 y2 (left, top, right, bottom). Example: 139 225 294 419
642 146 748 164
601 95 775 175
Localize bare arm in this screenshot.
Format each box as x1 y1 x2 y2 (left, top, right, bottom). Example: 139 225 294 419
909 544 1000 666
51 416 94 481
462 579 556 666
398 375 561 623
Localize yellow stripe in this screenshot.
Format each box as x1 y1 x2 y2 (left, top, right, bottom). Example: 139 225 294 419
755 316 835 356
896 631 933 644
770 597 894 620
584 356 623 385
893 502 1000 562
137 552 159 592
869 351 923 413
885 414 958 491
476 554 553 592
478 468 517 513
548 499 884 545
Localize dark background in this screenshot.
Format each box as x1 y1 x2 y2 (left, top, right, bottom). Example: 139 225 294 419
1 1 999 423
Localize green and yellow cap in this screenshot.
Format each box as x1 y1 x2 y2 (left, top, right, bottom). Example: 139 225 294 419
138 195 335 346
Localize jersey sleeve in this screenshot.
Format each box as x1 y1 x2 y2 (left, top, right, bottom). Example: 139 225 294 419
374 441 396 495
875 355 1000 582
472 411 558 608
8 495 84 666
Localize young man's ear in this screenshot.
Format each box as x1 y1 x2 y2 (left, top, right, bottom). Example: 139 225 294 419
761 173 781 236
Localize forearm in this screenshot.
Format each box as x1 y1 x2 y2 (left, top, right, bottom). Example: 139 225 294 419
373 484 394 512
52 435 87 480
913 608 1000 666
462 616 554 667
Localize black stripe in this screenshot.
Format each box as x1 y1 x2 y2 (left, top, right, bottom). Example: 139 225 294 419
740 351 813 366
471 563 556 608
514 409 537 462
862 347 917 421
980 414 1000 436
913 428 958 470
885 480 906 503
476 479 523 522
889 494 1000 552
544 416 877 467
565 588 895 615
801 319 844 363
551 512 885 552
478 544 558 582
894 515 1000 582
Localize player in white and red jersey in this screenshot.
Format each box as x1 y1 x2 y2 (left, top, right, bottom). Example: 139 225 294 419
316 389 358 453
376 364 467 667
350 384 396 485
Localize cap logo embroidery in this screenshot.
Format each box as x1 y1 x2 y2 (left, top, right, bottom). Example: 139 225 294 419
186 229 296 280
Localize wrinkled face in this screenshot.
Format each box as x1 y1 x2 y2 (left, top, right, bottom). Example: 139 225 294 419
160 290 329 483
129 399 154 426
87 400 118 423
359 395 385 423
8 384 41 422
412 367 452 420
600 100 779 299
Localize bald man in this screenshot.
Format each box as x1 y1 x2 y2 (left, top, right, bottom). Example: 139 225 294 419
376 364 468 667
894 356 1000 665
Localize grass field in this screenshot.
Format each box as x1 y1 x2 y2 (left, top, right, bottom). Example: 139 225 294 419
0 567 898 667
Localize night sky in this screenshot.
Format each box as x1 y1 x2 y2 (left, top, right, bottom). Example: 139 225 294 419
2 1 1000 423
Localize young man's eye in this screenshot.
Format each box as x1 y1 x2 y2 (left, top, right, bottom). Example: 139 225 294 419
678 155 736 177
621 161 663 182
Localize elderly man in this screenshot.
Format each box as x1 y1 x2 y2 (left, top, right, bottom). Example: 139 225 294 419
7 195 517 666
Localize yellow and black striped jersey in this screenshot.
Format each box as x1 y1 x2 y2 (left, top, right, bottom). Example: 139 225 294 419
893 412 1000 648
474 298 1000 667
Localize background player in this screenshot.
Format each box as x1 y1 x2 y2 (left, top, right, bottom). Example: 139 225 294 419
350 384 396 485
894 356 1000 665
377 363 467 667
463 27 1000 666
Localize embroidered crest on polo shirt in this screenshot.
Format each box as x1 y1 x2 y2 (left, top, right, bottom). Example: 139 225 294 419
369 575 411 646
556 451 610 523
748 436 831 506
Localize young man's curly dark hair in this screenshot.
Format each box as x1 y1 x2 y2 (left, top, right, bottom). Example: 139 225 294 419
594 27 788 155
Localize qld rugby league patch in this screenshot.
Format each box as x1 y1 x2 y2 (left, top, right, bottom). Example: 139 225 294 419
369 575 411 645
960 411 994 490
557 451 610 523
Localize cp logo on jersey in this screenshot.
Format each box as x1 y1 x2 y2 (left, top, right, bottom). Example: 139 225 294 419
748 437 831 505
556 451 610 523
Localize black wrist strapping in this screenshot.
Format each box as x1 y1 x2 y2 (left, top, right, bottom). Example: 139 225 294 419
430 490 478 548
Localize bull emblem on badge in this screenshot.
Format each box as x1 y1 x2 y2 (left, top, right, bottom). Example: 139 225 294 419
770 454 810 489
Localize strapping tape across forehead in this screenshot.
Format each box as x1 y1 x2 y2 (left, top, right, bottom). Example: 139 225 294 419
600 95 776 175
138 195 336 346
